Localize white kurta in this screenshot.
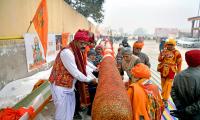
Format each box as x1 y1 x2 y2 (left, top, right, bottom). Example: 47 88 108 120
50 49 93 120
86 60 97 80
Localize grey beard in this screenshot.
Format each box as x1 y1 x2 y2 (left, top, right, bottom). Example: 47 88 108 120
80 47 85 52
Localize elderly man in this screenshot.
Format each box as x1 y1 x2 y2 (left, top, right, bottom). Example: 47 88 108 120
170 50 200 120
157 38 182 107
49 29 96 120
133 40 151 68
128 63 164 120
120 47 140 83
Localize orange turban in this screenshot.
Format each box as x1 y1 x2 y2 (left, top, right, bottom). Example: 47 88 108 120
165 38 176 46
131 63 151 79
133 41 144 49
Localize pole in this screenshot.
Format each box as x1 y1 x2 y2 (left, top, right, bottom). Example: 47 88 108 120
199 20 200 40
26 21 33 33
198 0 200 16
191 20 195 37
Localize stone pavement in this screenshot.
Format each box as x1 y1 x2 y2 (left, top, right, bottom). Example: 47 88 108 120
38 101 92 120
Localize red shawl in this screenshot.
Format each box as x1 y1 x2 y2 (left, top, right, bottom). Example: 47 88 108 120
69 41 90 107
69 41 87 75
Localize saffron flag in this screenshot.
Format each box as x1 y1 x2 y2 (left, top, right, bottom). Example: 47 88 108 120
61 32 69 48
32 0 48 57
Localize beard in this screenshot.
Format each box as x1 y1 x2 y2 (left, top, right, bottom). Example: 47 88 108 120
80 47 86 52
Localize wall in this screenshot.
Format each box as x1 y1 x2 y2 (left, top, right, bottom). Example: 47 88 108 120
0 0 96 89
0 0 96 36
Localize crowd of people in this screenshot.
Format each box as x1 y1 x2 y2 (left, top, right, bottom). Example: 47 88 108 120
49 29 200 120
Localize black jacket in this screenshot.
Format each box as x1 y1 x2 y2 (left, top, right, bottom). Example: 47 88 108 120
171 67 200 120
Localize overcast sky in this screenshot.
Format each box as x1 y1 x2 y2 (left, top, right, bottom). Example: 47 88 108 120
101 0 199 34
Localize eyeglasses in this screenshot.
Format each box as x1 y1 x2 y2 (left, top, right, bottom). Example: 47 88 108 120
80 41 89 46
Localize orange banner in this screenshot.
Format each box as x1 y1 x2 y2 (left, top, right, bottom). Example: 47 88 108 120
61 32 69 47
32 0 48 57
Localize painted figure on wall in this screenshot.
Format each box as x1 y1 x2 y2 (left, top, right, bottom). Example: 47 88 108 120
32 37 44 65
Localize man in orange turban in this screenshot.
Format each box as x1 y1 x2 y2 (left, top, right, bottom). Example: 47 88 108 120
157 38 182 108
133 40 151 68
128 63 164 120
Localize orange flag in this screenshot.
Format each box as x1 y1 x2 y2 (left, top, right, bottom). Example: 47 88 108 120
61 32 69 48
32 0 48 57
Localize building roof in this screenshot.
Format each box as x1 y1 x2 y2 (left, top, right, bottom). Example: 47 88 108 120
188 16 200 21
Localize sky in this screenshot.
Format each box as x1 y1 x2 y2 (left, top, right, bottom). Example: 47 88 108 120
101 0 199 34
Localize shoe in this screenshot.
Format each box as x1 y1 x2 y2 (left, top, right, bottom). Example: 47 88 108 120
87 107 92 116
85 115 91 119
87 111 91 116
73 112 82 119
